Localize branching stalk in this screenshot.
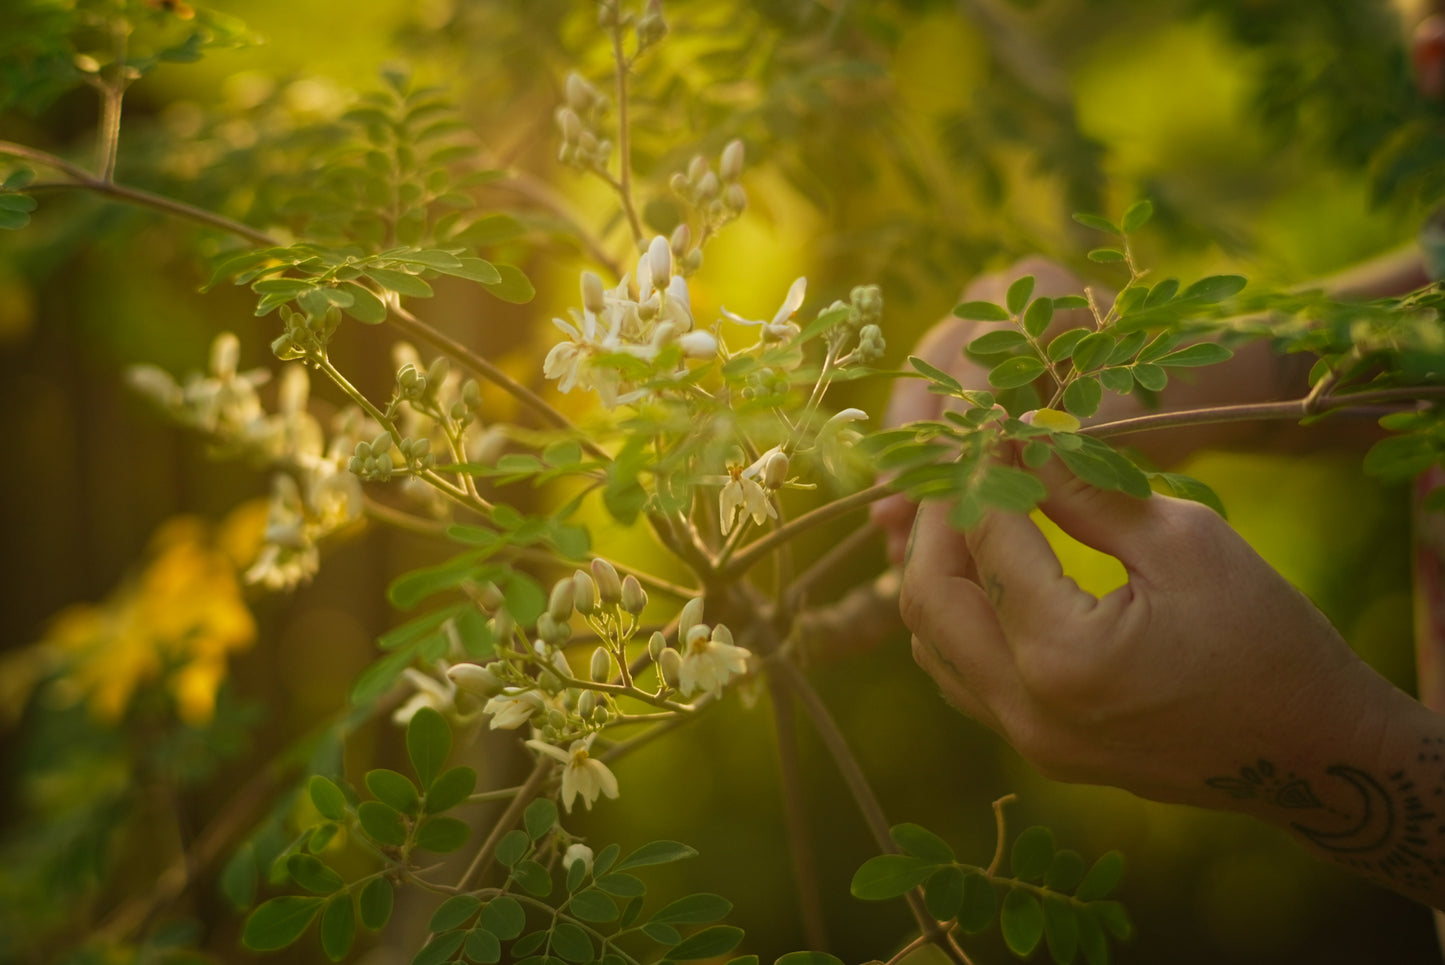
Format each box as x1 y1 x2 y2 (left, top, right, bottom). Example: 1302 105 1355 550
723 482 893 579
458 757 553 890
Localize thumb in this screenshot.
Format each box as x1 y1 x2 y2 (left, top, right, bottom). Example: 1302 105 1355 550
1031 452 1174 575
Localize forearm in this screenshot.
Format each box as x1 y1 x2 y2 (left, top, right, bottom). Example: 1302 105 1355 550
1204 681 1445 909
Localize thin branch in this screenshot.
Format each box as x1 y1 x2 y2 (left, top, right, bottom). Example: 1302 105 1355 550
362 496 452 539
784 519 879 608
386 303 612 464
490 168 623 278
457 756 553 890
778 658 968 965
722 483 893 580
986 793 1018 877
768 671 829 951
607 9 645 247
1082 385 1445 441
1 142 278 246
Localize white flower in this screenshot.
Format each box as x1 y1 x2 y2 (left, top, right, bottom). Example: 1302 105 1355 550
483 688 545 730
721 277 806 342
525 736 619 812
678 625 751 698
392 667 456 724
718 446 782 535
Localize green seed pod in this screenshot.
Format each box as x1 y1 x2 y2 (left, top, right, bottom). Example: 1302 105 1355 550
590 646 611 683
539 671 563 695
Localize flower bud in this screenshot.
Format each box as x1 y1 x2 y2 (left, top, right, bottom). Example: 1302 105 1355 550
580 270 607 314
426 355 450 387
711 623 735 646
536 612 564 645
677 330 718 358
678 597 704 641
564 842 594 876
448 662 504 697
696 170 720 200
723 182 747 213
573 569 597 615
719 139 745 182
659 648 682 690
687 154 709 184
556 106 584 143
621 574 647 615
478 581 505 610
646 235 672 288
211 332 240 377
592 558 623 605
538 670 563 695
565 72 594 112
669 172 690 195
590 646 612 683
763 450 789 489
669 222 691 257
683 249 704 272
577 689 598 720
647 630 667 662
490 607 514 642
548 578 576 623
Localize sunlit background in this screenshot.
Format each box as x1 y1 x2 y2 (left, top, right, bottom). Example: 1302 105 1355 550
2 0 1443 962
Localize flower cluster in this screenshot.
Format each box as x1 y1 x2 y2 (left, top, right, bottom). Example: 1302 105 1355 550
544 236 717 407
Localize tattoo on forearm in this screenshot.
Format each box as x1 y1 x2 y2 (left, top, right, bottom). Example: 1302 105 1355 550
1206 744 1445 893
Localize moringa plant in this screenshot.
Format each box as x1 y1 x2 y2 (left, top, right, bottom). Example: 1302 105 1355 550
2 3 1443 965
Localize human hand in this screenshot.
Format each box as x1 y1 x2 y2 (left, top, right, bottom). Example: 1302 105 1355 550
899 451 1406 809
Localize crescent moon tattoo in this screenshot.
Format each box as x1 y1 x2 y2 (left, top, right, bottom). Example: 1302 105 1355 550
1290 765 1396 854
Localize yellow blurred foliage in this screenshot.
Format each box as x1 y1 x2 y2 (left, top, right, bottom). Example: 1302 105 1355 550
15 502 267 727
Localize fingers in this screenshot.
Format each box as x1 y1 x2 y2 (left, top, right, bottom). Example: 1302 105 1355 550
900 501 1017 710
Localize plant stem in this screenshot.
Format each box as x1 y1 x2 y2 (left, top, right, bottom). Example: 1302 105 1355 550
778 658 969 965
784 519 879 608
2 142 278 246
607 9 645 247
1083 385 1445 440
386 303 613 464
363 496 452 538
767 671 829 951
457 757 553 890
986 793 1018 877
722 482 893 580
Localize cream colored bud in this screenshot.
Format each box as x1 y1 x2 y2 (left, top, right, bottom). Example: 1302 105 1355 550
565 72 593 112
711 623 735 647
670 222 691 257
669 172 690 196
647 631 667 662
564 842 595 876
573 569 597 615
687 155 709 184
659 648 682 690
677 330 718 359
536 612 564 645
577 689 598 720
548 578 575 623
590 646 612 683
556 106 584 143
646 235 672 287
720 139 745 182
448 662 504 697
763 450 789 489
490 607 514 642
696 170 720 200
724 182 748 213
478 581 505 611
678 597 704 640
621 575 647 615
580 271 607 314
591 558 623 605
211 332 241 377
650 321 679 347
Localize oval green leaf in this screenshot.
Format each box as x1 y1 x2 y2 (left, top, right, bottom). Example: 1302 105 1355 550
1010 825 1056 881
669 925 745 960
425 766 478 814
849 854 939 900
320 893 356 962
242 896 323 951
1000 890 1045 956
988 356 1046 390
359 877 394 930
406 706 451 790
